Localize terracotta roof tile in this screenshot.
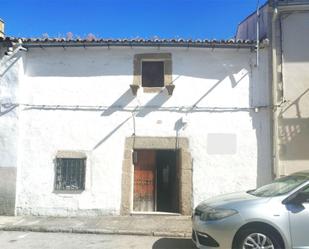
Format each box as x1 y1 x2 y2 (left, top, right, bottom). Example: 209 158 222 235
0 37 258 49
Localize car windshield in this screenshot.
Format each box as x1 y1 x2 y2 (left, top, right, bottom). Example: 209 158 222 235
248 174 309 197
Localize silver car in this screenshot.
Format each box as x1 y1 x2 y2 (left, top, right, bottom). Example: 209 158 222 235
192 171 309 249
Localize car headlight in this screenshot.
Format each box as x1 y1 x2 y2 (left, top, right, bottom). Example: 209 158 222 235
196 204 238 221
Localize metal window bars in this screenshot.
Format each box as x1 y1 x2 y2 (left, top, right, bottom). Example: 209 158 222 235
55 158 86 191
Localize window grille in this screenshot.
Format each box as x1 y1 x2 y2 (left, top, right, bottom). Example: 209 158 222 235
55 158 86 191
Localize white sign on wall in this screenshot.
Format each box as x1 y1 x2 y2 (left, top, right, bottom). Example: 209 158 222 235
207 133 237 155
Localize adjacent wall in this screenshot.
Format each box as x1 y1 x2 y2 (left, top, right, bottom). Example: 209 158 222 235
10 46 272 216
277 11 309 175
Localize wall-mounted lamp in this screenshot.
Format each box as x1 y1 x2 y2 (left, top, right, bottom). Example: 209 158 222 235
130 84 139 96
132 150 138 164
166 84 175 96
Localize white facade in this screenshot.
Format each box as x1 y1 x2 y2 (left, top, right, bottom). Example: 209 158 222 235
0 44 272 216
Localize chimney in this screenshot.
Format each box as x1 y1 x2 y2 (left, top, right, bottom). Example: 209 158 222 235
0 19 4 38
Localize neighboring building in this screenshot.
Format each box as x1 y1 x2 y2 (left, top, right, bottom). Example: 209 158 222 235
271 0 309 176
236 2 270 41
0 19 4 38
237 0 309 178
0 28 20 215
0 37 272 216
0 22 26 215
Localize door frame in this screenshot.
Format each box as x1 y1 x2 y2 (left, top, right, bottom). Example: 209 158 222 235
121 136 193 215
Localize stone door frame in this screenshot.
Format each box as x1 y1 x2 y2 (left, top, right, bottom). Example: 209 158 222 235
120 136 193 215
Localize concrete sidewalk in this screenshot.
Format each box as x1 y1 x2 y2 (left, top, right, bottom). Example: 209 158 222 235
0 215 192 238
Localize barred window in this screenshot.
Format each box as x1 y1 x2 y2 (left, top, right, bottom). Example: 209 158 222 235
55 158 86 191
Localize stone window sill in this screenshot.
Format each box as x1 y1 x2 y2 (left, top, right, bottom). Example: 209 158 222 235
142 87 164 93
53 190 84 195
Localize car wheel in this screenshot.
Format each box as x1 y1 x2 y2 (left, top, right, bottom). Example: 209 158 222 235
236 228 282 249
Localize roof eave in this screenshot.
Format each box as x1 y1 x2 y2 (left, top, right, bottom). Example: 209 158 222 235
277 4 309 11
22 41 256 50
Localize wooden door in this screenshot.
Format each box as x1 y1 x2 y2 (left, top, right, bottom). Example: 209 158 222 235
133 150 156 212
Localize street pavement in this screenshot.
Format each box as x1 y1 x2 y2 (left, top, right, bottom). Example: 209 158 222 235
0 215 191 238
0 231 197 249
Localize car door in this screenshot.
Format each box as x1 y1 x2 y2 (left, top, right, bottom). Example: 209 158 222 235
288 184 309 249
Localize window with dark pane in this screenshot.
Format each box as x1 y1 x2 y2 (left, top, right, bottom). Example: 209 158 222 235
55 158 86 191
142 61 164 87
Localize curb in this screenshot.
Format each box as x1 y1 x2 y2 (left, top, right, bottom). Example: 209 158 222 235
0 226 191 238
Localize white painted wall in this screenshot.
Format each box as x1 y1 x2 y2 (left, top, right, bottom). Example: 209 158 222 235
11 46 271 216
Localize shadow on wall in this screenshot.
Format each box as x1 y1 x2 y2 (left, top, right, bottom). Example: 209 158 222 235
236 44 271 187
0 167 17 215
0 104 18 117
25 48 245 80
249 58 272 186
279 118 309 160
99 75 239 119
250 109 272 187
278 89 309 161
152 238 196 249
136 89 171 117
101 89 135 116
93 116 132 150
0 54 21 77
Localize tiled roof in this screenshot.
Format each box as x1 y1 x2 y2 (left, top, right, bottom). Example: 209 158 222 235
0 37 258 49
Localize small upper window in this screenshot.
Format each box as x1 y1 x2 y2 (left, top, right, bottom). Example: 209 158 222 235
55 157 86 191
142 61 164 87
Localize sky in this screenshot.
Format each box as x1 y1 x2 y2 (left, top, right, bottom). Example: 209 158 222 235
0 0 267 40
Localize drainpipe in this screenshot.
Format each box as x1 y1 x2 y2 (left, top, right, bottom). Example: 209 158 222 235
256 0 260 67
271 4 279 179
